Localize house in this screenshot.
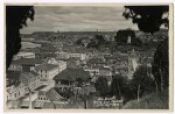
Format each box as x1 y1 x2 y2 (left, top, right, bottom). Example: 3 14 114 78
56 51 70 60
35 64 60 80
54 68 90 91
83 66 100 77
69 53 86 61
99 67 112 77
20 72 41 91
6 83 26 101
6 71 21 87
13 51 35 60
44 58 67 72
45 57 59 65
56 51 87 61
87 58 106 67
7 72 41 101
57 60 67 73
33 88 68 109
67 58 81 69
8 58 43 72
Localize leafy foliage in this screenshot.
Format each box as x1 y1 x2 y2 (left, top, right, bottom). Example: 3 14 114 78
130 65 155 98
123 6 169 33
152 38 169 91
6 6 35 68
87 34 106 49
95 76 109 98
123 6 169 92
110 74 136 102
115 29 142 46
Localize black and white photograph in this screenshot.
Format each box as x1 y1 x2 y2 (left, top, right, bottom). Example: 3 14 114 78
5 4 173 110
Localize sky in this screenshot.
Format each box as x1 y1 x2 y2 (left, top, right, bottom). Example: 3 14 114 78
20 5 138 34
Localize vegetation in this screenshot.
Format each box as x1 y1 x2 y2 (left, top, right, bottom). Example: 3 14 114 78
110 74 129 100
130 65 155 102
152 38 169 91
87 35 103 48
55 87 74 99
121 6 169 109
54 68 90 82
95 76 109 98
123 6 169 33
123 6 169 92
6 6 34 68
115 29 142 46
122 89 169 109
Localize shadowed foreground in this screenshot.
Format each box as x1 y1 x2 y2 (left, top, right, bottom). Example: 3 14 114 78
122 90 168 109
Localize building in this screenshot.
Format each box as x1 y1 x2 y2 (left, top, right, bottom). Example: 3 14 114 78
7 83 26 101
7 72 41 101
8 58 43 72
57 60 67 73
87 58 106 67
56 51 87 61
33 88 68 109
35 64 60 80
44 58 67 72
99 67 112 77
67 58 81 69
54 68 90 91
69 53 86 61
83 66 100 77
13 51 35 60
45 57 59 65
20 72 41 91
56 52 70 60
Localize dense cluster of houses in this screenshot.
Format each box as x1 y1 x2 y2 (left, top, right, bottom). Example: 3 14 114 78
6 50 69 109
6 32 155 109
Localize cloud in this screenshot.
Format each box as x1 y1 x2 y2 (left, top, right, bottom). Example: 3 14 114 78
20 6 138 34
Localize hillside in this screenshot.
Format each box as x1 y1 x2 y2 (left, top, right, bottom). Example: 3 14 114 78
122 90 169 109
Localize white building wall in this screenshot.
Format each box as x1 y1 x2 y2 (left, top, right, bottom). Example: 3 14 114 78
8 64 22 71
47 68 59 79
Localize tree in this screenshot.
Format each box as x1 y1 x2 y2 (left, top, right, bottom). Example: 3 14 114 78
110 74 135 103
87 34 105 49
75 78 83 100
115 29 135 43
152 38 169 91
6 6 35 68
78 86 91 109
130 65 155 102
123 6 169 33
123 6 169 92
115 29 142 46
95 76 109 98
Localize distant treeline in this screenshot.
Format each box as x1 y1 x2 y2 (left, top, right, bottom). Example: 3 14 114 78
21 29 168 39
21 31 117 38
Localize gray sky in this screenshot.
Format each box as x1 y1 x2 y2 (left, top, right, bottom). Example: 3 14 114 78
20 6 138 34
